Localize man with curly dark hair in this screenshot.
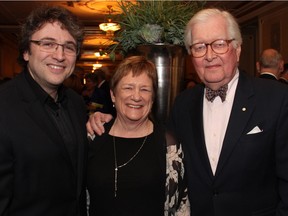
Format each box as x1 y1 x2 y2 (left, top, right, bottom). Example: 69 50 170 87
0 6 87 216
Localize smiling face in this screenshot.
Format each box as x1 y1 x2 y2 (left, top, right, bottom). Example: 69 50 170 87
23 21 77 95
191 15 241 90
111 71 154 124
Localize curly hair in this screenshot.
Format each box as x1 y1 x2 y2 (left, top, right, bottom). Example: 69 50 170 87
17 5 84 67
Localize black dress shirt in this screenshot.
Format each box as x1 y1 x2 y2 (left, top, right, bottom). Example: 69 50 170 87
24 71 78 172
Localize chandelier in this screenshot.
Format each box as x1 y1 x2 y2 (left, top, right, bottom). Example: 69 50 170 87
99 5 121 36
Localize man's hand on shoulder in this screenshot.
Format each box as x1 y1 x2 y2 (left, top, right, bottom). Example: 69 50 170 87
86 112 113 139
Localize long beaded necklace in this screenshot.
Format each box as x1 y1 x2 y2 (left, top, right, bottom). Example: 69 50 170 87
113 135 148 197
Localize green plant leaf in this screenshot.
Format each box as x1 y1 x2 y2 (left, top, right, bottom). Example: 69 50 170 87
106 0 206 60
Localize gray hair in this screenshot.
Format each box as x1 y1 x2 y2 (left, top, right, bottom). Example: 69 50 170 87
184 8 242 55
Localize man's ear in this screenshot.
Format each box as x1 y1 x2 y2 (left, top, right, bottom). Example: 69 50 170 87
256 61 260 73
279 60 284 73
23 51 30 61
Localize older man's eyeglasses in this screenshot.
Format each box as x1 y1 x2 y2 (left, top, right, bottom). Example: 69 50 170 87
30 40 78 56
190 39 235 58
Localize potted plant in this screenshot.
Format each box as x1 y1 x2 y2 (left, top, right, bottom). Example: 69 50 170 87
106 0 205 123
108 0 206 60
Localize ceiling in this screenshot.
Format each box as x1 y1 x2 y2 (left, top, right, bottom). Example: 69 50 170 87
0 1 276 74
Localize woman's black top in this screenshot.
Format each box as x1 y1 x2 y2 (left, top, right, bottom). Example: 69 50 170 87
87 121 166 216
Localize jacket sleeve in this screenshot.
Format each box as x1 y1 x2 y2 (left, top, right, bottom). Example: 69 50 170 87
276 88 288 215
0 124 13 216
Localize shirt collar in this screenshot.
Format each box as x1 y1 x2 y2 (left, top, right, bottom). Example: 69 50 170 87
260 72 278 79
24 68 66 105
98 80 105 88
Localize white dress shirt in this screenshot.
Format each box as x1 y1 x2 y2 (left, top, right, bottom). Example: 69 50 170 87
203 70 239 174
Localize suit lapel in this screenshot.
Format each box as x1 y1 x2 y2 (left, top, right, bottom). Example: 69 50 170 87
215 73 255 177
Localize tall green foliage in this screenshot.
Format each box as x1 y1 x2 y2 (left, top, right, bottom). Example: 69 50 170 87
108 0 205 60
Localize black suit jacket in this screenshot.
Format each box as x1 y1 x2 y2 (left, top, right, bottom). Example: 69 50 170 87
279 77 288 84
0 71 88 216
167 71 288 216
259 73 278 80
98 80 116 116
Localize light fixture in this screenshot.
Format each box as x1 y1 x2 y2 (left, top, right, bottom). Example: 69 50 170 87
99 5 120 36
93 63 102 70
94 52 101 57
94 48 107 58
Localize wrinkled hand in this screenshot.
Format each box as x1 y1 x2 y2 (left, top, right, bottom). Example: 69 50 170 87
86 112 113 138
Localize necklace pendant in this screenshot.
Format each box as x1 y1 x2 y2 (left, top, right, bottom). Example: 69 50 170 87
114 167 118 197
113 135 148 199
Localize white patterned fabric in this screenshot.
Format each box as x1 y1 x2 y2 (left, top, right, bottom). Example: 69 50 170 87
165 141 190 216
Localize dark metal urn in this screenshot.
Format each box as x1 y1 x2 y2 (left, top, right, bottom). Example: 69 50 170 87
133 44 187 124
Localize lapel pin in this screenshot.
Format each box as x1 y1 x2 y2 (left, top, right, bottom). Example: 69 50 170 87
242 107 246 112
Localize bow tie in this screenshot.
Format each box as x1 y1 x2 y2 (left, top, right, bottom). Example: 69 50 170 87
205 84 228 102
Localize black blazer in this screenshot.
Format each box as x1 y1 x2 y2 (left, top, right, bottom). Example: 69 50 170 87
259 73 278 80
0 71 88 216
99 80 116 116
167 71 288 216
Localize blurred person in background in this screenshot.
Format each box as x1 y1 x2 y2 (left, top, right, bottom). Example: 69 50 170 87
82 72 106 115
94 68 116 116
63 71 84 94
279 63 288 84
257 48 284 80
